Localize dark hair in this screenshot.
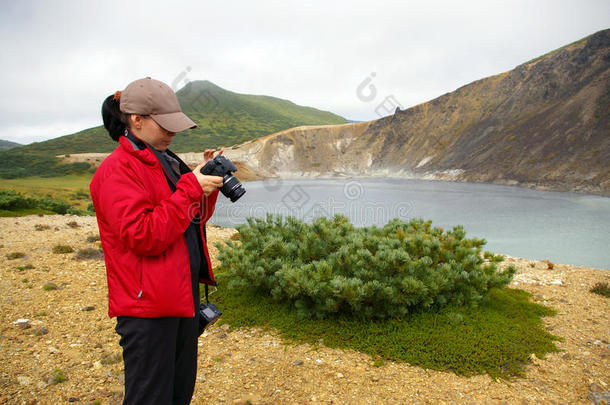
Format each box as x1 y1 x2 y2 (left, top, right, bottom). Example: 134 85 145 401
101 95 128 141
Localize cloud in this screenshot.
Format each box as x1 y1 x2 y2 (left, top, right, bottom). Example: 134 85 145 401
0 0 608 143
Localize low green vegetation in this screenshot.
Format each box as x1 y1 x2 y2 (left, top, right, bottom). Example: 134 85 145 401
0 188 92 216
49 369 66 384
590 282 610 298
6 251 25 260
0 174 93 209
74 247 104 261
52 244 74 254
212 214 560 379
86 234 101 243
42 282 59 291
213 285 559 379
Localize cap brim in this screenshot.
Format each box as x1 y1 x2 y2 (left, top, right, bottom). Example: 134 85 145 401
151 112 197 133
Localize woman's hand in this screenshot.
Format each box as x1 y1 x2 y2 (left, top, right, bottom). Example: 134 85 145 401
193 162 223 196
203 148 224 163
193 149 225 195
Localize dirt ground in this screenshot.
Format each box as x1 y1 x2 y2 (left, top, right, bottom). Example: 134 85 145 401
0 215 608 404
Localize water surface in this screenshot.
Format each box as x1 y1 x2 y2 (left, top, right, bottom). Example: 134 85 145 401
211 178 610 270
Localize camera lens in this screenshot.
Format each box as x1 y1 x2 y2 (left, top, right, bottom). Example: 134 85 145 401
220 174 246 202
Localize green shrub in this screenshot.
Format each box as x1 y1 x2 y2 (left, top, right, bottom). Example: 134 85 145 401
217 214 516 320
6 252 26 260
86 234 100 243
49 369 66 384
0 190 70 214
52 244 73 254
590 282 610 298
43 282 59 291
74 247 104 261
71 189 90 200
0 190 37 210
36 196 70 214
66 206 92 216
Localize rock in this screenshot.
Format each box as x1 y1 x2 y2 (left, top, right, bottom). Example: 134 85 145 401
33 327 49 336
337 372 344 378
17 375 31 386
37 381 47 389
591 383 603 393
49 346 59 354
589 391 610 405
13 318 31 329
292 360 303 366
68 398 81 402
562 353 572 360
220 324 230 331
81 306 95 312
549 279 563 285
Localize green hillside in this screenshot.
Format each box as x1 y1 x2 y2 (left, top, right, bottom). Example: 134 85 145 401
177 80 347 150
0 80 347 178
0 139 22 151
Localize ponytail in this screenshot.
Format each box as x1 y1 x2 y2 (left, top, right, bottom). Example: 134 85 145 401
101 94 127 141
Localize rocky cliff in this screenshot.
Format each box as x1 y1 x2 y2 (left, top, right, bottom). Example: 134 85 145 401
224 29 610 195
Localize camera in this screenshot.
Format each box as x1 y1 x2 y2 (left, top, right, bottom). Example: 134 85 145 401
198 302 222 334
200 155 246 202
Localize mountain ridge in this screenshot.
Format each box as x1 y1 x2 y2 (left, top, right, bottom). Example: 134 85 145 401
0 81 347 178
0 139 21 151
222 29 610 195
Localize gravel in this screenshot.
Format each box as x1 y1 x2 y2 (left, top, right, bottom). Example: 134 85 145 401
0 215 608 404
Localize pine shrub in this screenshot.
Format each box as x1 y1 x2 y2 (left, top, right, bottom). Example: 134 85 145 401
217 214 516 320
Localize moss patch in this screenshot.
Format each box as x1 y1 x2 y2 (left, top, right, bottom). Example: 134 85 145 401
210 282 560 380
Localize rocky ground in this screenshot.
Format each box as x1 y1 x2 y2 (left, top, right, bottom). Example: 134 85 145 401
0 215 608 404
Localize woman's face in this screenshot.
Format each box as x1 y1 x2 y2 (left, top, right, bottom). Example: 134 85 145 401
130 115 176 151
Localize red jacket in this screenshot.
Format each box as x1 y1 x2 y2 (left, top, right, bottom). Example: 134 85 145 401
90 135 218 318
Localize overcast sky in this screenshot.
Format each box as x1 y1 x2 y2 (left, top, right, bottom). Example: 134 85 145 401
1 0 608 145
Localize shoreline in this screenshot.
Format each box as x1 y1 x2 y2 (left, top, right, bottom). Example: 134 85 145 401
0 215 608 404
241 174 610 199
52 152 610 197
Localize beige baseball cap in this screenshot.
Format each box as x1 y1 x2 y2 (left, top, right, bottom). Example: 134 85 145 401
119 77 196 132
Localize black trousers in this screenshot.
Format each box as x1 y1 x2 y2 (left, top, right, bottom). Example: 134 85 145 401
115 313 199 405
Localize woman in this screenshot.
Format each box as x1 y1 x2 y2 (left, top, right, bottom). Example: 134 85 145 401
90 77 224 405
